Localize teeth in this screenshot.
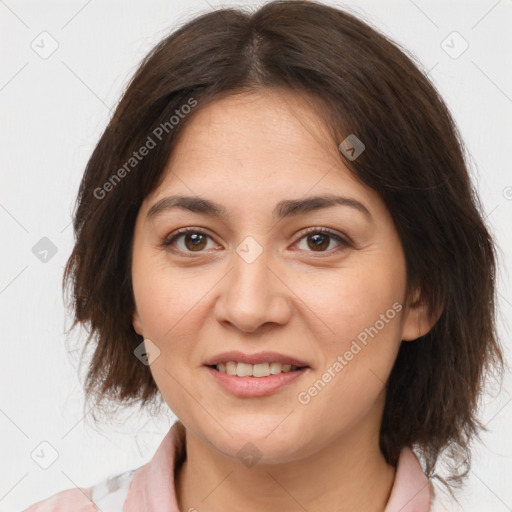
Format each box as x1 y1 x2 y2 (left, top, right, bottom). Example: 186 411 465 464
236 362 253 377
215 361 299 377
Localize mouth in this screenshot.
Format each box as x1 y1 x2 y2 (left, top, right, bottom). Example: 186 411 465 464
206 361 308 377
205 366 310 398
202 351 311 396
203 350 311 375
204 363 310 398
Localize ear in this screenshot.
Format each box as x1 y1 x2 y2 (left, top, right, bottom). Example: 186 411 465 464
132 307 143 336
401 287 443 342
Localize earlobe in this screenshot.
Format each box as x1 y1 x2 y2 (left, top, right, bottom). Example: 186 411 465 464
401 288 443 342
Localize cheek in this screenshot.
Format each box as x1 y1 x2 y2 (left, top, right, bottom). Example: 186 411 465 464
131 253 214 378
131 259 202 413
297 259 405 346
132 253 193 338
296 287 403 439
295 253 405 403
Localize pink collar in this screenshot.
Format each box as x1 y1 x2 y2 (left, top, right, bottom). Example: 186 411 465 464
124 421 432 512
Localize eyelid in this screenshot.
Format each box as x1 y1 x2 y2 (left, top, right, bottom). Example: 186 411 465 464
297 226 352 247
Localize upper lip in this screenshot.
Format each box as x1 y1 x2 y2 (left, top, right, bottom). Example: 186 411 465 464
203 350 310 367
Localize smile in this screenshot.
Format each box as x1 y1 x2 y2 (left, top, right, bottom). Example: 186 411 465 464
211 361 304 377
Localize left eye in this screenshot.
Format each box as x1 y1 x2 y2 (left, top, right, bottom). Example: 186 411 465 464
294 228 350 253
162 228 350 255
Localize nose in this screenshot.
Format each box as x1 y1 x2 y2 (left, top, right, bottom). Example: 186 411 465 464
214 245 292 333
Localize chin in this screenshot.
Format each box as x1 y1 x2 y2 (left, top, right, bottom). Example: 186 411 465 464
200 420 306 465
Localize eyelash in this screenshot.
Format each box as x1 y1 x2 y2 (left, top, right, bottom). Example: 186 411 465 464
161 226 351 257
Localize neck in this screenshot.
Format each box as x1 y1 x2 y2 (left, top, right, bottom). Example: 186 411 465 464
175 419 396 512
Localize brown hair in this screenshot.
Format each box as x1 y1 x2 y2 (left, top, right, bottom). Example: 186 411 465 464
63 0 504 496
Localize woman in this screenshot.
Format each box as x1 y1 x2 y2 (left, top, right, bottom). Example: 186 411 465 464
23 1 504 511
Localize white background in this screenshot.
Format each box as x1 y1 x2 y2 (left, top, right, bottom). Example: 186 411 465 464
0 1 511 511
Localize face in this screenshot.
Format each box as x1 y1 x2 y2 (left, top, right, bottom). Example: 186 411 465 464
131 89 430 463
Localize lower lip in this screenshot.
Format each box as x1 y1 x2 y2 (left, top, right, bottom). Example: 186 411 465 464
205 366 309 397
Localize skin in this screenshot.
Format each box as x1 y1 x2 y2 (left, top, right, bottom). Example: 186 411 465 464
131 88 437 512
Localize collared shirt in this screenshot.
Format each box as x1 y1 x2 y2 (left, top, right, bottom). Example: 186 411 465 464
23 420 437 512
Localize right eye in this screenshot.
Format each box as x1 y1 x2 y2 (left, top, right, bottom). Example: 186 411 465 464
161 228 219 254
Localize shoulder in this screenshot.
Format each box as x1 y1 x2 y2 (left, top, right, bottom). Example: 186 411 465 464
22 467 139 512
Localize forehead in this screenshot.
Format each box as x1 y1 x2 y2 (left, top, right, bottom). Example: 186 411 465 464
141 90 385 221
169 89 338 169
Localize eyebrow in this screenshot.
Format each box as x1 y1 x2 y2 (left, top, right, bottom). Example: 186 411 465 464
146 194 372 222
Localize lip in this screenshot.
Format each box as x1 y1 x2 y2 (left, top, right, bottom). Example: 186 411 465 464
203 350 310 367
205 365 309 397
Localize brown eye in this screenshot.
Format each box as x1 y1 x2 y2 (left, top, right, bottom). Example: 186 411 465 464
162 228 215 253
181 232 208 251
306 233 330 251
295 228 350 254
